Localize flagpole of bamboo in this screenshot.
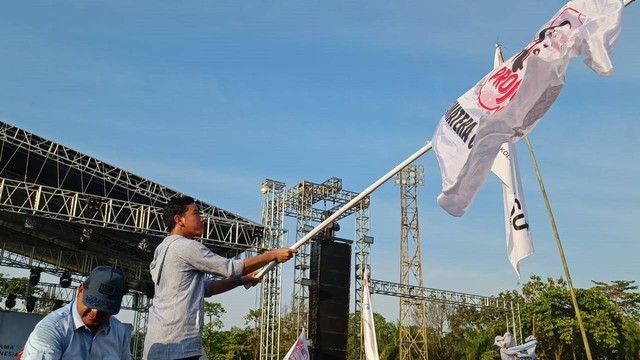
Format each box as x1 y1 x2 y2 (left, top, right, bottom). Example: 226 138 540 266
522 2 633 359
523 135 595 359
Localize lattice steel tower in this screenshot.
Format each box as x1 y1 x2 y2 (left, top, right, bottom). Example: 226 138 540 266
395 165 428 360
257 176 369 359
259 179 287 360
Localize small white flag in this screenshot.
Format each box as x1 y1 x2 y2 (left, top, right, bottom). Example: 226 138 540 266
282 328 310 360
433 0 623 216
362 272 380 360
491 45 534 278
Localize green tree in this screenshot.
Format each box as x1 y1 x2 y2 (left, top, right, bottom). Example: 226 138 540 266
592 280 640 321
591 280 640 359
243 308 261 359
522 276 629 360
202 301 227 360
222 327 253 359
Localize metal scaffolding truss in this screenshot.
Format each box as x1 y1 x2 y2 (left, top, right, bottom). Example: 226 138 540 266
395 165 428 360
0 177 262 251
285 177 367 335
259 179 287 360
279 177 363 222
0 244 145 286
257 177 370 359
354 200 372 312
0 121 264 249
1 120 243 218
0 122 172 205
370 279 513 312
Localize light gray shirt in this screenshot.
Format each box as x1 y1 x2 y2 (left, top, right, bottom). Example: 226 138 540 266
21 301 132 360
143 235 244 360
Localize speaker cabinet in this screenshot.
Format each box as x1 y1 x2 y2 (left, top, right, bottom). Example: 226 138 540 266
308 239 351 360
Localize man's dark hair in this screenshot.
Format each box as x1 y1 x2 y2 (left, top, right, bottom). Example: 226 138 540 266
163 196 195 231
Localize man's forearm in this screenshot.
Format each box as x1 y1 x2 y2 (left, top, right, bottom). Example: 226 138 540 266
207 278 245 296
242 252 276 274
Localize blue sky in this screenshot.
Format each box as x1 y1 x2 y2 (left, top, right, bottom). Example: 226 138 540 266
1 1 639 329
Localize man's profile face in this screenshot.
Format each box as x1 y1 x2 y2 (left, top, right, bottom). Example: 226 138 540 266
176 203 204 238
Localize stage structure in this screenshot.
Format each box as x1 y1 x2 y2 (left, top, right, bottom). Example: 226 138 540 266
0 121 267 359
259 177 371 360
395 165 428 360
369 279 516 311
369 279 521 348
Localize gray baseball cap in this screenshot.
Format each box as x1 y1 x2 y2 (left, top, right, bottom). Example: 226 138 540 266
83 266 126 314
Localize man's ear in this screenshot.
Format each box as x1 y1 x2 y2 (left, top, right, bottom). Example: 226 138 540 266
77 283 84 299
174 214 182 227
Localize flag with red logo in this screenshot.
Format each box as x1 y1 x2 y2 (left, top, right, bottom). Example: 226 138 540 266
282 328 310 360
433 0 623 217
491 45 534 278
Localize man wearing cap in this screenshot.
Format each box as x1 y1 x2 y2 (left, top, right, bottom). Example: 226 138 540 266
143 196 296 360
21 266 132 360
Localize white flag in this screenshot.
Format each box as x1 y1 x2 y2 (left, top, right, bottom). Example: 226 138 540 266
362 273 380 360
282 328 310 360
491 45 534 278
433 0 623 216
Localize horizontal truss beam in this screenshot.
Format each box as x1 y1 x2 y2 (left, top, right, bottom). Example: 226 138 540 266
0 177 262 251
370 279 512 312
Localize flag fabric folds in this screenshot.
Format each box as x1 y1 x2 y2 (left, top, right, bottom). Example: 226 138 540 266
282 328 310 360
491 45 534 278
433 0 623 217
362 272 380 360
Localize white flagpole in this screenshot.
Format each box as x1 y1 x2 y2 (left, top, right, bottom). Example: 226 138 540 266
255 142 432 279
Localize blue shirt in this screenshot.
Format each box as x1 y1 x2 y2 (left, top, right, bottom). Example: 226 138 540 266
21 300 132 360
143 235 244 360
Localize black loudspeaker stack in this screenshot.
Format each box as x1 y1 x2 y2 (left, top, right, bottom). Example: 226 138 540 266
308 238 352 360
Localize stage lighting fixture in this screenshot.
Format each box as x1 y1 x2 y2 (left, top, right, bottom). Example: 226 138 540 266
4 294 17 309
79 227 92 250
52 299 64 311
26 296 37 313
60 271 72 288
300 278 315 287
136 238 149 255
29 268 42 286
87 197 102 213
24 217 36 230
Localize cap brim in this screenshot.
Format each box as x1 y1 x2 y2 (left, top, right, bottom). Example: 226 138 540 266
83 292 121 314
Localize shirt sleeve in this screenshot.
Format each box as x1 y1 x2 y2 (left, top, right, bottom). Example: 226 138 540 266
120 326 133 360
177 240 244 278
21 320 64 360
203 276 214 297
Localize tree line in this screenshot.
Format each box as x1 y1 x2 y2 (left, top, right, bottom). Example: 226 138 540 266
193 276 640 360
